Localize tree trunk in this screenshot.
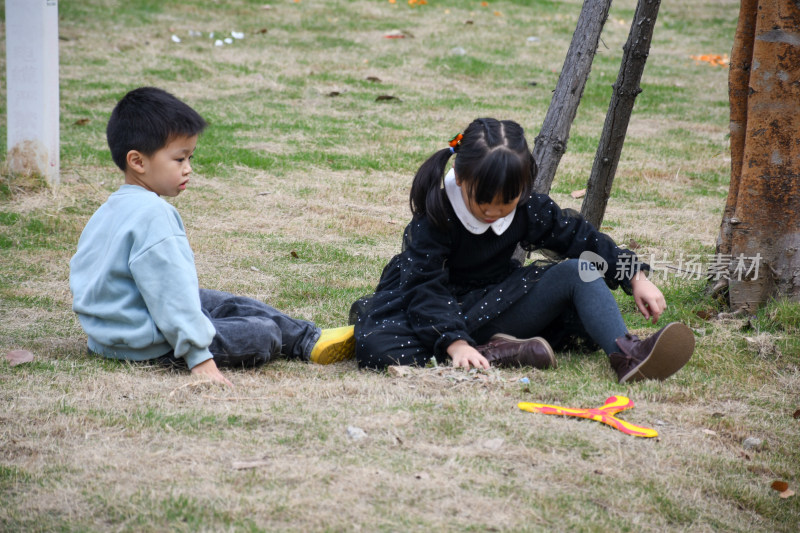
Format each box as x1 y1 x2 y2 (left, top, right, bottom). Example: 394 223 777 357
715 0 758 261
514 0 612 265
532 0 613 195
581 0 661 228
725 0 800 310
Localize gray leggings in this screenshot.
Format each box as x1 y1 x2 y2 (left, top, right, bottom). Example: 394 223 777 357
473 259 628 355
159 289 320 368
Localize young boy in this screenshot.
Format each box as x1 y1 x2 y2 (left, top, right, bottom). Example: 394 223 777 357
69 86 353 386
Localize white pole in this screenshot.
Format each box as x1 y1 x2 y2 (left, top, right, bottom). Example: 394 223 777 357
5 0 60 186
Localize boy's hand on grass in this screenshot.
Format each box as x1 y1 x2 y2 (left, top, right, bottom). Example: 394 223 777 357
191 358 233 387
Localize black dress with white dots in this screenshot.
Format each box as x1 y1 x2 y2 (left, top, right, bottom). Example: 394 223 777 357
349 193 647 370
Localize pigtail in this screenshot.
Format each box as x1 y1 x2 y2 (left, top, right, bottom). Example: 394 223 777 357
409 148 454 230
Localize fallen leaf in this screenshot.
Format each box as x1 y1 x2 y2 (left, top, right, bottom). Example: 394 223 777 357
570 189 586 199
695 309 716 320
415 472 430 480
327 91 341 97
628 238 641 250
257 28 268 34
290 250 299 258
375 95 400 102
366 76 382 82
690 53 729 67
771 480 789 492
465 20 474 25
780 489 795 499
793 408 799 419
600 226 613 231
74 118 90 126
6 350 34 366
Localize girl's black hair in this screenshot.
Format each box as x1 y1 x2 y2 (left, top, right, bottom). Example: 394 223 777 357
409 118 537 230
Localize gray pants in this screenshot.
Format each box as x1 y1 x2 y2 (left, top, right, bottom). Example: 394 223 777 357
472 259 628 355
160 289 320 368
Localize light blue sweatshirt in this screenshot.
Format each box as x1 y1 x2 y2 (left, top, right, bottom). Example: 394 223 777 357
69 184 215 369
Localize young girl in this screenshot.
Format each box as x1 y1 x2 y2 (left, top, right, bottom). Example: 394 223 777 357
350 118 694 383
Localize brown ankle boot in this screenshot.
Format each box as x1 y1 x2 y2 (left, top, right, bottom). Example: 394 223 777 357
609 322 695 383
477 334 557 369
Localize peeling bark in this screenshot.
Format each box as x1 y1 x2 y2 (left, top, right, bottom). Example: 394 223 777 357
716 0 757 259
725 0 800 309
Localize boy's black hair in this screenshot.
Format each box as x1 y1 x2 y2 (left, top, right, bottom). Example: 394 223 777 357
106 86 207 171
409 118 536 230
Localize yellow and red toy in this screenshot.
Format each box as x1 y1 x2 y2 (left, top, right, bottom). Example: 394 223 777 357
518 396 658 438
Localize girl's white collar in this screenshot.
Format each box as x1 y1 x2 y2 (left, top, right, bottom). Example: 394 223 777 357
444 169 515 235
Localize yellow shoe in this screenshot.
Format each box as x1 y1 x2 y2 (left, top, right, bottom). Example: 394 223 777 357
309 325 355 365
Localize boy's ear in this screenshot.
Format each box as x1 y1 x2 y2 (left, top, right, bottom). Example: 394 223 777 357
454 171 462 187
126 150 147 174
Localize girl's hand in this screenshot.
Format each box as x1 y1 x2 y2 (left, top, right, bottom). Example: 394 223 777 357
447 340 490 370
630 273 666 324
191 358 234 387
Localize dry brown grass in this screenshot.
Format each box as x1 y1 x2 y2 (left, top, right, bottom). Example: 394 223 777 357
1 0 798 531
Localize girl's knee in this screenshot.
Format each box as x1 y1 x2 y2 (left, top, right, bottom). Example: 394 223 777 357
561 258 582 275
548 258 585 287
565 257 608 286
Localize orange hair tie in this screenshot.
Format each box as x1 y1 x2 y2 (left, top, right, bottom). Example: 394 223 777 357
448 133 463 148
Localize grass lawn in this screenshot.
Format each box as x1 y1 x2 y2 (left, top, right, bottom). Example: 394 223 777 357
1 0 799 531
